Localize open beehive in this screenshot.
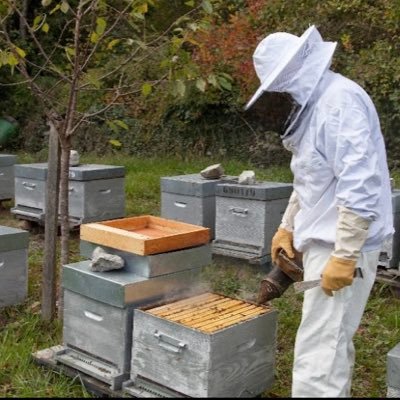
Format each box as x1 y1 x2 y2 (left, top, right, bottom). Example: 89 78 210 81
130 292 277 397
146 292 269 334
80 215 210 256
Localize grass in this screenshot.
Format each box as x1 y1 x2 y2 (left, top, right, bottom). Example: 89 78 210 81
0 152 399 397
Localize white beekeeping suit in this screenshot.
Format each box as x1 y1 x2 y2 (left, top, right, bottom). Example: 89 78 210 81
246 25 393 397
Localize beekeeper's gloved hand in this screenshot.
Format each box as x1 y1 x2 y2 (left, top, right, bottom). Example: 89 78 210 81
321 206 371 296
271 190 300 264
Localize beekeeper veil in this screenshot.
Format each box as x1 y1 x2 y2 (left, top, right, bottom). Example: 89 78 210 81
244 25 337 137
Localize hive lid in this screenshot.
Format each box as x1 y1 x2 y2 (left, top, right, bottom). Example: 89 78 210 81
0 225 29 252
144 292 270 334
161 174 237 197
62 260 201 308
216 181 293 200
14 163 125 181
0 154 17 167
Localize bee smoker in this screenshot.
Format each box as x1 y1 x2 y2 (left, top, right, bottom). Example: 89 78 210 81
257 249 304 303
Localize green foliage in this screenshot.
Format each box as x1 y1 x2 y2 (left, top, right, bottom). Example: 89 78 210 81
1 0 399 170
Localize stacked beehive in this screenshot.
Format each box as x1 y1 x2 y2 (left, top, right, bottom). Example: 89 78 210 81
56 215 212 390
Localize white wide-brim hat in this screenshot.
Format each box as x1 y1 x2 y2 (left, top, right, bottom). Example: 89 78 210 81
245 25 337 111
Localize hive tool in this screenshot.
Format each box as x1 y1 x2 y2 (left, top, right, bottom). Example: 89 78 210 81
293 267 364 293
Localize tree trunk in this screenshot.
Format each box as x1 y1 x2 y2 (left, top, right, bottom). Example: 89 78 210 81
57 138 71 320
41 120 60 321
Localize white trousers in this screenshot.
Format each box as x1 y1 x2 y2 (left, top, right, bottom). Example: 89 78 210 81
292 244 380 397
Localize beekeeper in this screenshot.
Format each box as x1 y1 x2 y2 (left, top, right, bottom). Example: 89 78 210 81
245 25 393 397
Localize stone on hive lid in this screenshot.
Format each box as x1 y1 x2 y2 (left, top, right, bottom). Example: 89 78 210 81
69 150 80 167
90 246 125 272
238 170 256 185
200 163 224 179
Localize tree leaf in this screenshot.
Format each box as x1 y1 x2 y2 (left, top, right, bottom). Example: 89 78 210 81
185 0 195 7
107 39 120 50
90 32 99 43
15 47 26 59
42 23 50 33
175 80 186 97
136 3 148 14
41 0 52 7
7 53 19 66
114 120 129 130
60 1 69 14
217 76 232 91
109 139 122 148
141 82 152 96
49 3 61 14
96 17 107 36
33 15 43 30
196 78 207 92
207 74 218 87
201 0 213 14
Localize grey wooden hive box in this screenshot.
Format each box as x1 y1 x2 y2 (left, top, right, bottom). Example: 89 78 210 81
387 342 400 398
0 154 17 201
80 240 212 278
160 174 237 239
128 293 277 398
212 181 292 264
0 225 29 308
58 258 208 390
11 163 125 225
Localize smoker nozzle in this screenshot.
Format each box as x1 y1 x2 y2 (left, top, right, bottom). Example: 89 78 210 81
257 249 304 304
257 265 295 303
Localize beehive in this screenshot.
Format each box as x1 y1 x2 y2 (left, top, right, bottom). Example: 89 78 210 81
387 343 400 398
0 154 16 201
12 163 125 225
160 174 236 239
213 181 292 264
130 292 277 397
0 225 29 308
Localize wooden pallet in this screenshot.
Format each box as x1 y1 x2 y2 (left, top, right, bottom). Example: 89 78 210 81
376 268 400 298
31 345 123 398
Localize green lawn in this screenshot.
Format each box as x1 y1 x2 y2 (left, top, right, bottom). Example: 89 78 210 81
0 153 399 397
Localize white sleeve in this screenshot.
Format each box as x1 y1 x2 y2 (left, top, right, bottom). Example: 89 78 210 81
280 190 300 232
324 102 381 221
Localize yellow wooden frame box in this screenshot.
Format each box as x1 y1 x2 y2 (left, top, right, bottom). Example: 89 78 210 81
80 215 210 256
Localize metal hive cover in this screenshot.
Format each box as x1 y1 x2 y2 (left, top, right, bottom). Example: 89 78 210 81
161 174 237 197
14 163 125 181
0 154 17 167
216 181 293 200
0 225 29 252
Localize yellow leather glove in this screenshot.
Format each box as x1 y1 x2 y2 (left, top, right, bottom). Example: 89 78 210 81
321 256 357 296
271 227 294 264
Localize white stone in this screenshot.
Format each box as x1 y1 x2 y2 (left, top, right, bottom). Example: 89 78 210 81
69 150 80 166
238 170 256 185
200 163 224 179
90 246 125 272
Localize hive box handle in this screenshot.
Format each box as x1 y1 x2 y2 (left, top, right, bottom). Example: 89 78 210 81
154 330 187 354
